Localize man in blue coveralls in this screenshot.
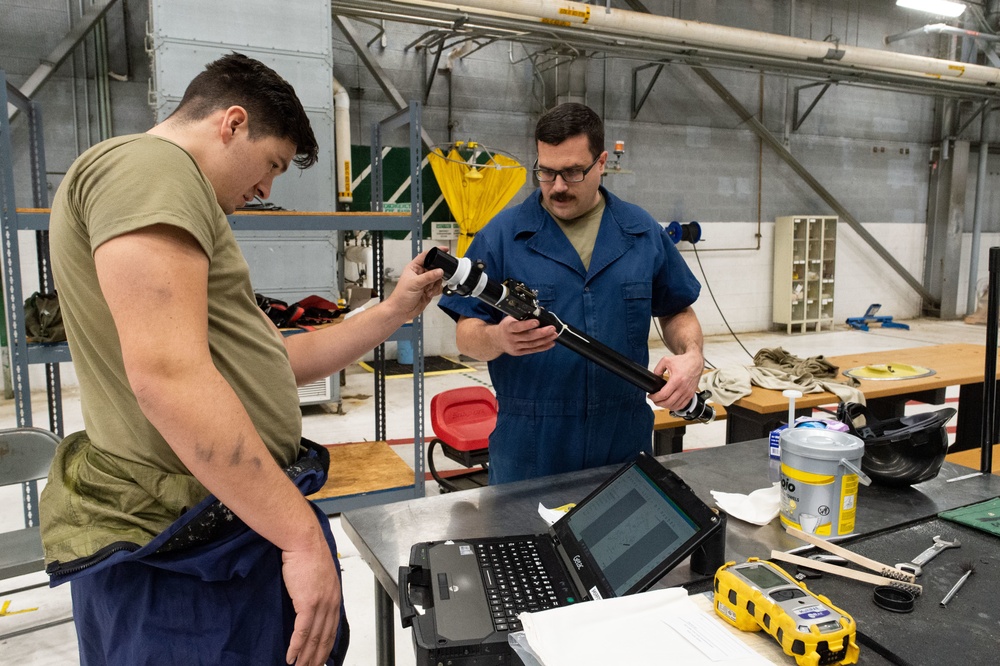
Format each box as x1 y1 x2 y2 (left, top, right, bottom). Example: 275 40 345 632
438 102 705 484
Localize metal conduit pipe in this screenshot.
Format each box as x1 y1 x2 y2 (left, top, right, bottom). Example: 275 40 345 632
969 131 988 315
332 77 354 204
336 1 1000 99
886 23 1000 45
385 0 1000 87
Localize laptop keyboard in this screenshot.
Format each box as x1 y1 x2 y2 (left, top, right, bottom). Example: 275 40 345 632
475 540 564 632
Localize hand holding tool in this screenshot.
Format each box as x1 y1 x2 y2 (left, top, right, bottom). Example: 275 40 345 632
424 248 717 422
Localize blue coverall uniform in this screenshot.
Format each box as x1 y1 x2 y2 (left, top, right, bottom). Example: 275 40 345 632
48 441 349 666
439 186 701 483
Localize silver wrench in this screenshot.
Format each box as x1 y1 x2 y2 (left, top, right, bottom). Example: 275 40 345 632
895 535 960 577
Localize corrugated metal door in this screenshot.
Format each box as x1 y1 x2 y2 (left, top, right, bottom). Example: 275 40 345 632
148 0 340 404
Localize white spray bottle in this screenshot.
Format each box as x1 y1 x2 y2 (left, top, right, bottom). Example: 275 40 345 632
769 389 802 483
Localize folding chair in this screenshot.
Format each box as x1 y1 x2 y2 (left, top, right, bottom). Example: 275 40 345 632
427 387 496 492
1 428 60 589
0 427 77 642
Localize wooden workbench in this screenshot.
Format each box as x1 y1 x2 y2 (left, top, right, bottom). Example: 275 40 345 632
725 343 995 450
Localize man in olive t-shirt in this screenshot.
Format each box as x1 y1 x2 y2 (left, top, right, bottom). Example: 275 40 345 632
40 53 444 666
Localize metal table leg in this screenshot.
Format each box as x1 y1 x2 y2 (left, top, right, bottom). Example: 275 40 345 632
375 578 395 666
954 382 987 452
653 425 685 455
725 405 809 443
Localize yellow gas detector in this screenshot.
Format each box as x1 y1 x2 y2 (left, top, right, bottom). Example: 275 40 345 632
714 558 859 666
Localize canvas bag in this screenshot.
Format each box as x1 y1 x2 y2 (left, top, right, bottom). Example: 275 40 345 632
24 291 66 343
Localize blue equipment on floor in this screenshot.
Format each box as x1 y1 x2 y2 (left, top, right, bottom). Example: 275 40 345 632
846 304 909 332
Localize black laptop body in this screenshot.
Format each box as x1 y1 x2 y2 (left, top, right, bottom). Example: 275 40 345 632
398 452 727 665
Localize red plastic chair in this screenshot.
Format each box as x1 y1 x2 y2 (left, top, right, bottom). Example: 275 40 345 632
428 386 497 492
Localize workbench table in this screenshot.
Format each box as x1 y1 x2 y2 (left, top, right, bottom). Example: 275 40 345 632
725 343 995 451
342 437 1000 665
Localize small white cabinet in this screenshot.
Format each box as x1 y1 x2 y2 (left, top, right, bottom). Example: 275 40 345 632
773 216 837 334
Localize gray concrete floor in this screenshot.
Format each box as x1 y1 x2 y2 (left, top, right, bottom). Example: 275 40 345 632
0 317 986 664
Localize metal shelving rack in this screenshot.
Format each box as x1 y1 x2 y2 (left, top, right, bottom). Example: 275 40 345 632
1 69 427 514
1 71 66 446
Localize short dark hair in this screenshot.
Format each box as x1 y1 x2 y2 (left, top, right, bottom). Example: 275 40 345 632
171 52 318 169
534 103 604 159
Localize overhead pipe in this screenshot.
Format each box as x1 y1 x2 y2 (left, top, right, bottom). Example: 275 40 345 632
334 15 438 151
332 77 353 204
335 1 1000 98
886 23 1000 45
380 0 1000 87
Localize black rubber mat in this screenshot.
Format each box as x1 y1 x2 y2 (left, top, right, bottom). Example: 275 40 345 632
788 515 999 665
358 355 475 377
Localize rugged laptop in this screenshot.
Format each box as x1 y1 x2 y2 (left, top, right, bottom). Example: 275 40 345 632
399 452 727 665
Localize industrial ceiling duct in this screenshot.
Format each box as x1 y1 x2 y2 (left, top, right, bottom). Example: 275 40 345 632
352 0 1000 88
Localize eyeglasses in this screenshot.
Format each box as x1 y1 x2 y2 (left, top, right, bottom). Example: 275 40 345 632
533 155 601 183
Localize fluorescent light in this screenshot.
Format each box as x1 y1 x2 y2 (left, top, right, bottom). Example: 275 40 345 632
896 0 966 17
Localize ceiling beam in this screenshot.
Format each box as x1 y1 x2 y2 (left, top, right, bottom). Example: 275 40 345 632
334 14 437 151
7 0 122 121
692 65 939 307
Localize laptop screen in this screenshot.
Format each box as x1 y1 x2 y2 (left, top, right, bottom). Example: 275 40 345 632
561 461 700 596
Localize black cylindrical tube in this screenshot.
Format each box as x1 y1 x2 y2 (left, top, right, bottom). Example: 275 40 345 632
424 246 457 274
535 311 666 393
477 274 506 306
426 247 666 392
424 246 505 303
983 247 999 474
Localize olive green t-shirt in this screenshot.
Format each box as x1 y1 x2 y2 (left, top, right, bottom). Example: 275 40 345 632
546 194 606 271
41 134 302 564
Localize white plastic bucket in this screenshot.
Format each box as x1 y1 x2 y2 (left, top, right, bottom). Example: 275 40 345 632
779 429 870 537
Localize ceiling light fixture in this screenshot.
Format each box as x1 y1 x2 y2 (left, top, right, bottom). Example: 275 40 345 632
895 0 967 18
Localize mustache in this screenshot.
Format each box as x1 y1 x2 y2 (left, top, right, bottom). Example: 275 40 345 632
549 193 574 203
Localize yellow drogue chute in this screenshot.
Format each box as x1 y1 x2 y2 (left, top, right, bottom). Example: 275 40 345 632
428 142 526 257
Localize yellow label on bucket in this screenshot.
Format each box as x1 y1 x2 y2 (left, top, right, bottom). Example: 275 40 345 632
838 474 859 534
781 463 834 486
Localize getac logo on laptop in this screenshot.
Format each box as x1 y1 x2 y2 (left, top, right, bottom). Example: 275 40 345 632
572 555 583 570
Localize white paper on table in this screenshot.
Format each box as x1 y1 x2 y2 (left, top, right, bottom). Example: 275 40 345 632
710 483 781 526
518 587 776 666
537 502 574 526
662 614 762 662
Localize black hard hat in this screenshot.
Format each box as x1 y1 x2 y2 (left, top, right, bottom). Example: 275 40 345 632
837 402 956 487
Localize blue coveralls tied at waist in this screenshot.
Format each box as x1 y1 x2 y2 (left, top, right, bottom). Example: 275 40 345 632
49 439 350 666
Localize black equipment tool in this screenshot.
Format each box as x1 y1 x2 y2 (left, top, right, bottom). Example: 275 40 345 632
425 248 714 423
